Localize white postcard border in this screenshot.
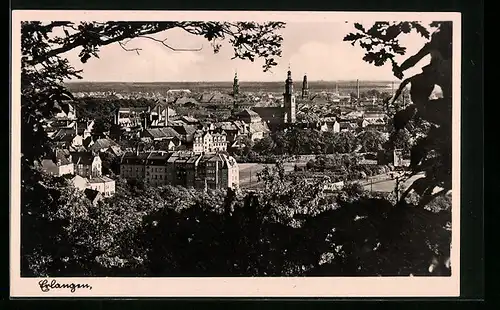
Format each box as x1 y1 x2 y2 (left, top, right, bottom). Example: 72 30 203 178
10 10 462 297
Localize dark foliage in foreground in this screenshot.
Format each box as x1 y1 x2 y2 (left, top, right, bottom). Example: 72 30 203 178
22 164 451 277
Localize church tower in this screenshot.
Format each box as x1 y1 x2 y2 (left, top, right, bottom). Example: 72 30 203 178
301 74 309 99
232 71 239 97
283 69 296 123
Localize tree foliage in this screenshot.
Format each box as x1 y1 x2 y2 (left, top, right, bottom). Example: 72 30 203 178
23 166 450 277
345 21 453 206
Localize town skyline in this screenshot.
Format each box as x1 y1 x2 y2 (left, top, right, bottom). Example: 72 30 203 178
64 21 431 83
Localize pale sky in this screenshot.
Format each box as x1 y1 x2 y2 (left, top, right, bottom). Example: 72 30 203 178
63 21 433 82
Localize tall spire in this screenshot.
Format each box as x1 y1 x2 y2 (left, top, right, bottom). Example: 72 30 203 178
233 69 239 96
356 79 360 102
301 73 309 99
284 68 296 124
285 66 293 94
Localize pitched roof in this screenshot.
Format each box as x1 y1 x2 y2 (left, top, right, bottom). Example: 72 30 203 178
70 151 97 165
44 149 73 165
144 127 181 140
89 138 119 151
84 188 101 202
120 152 151 165
175 97 199 106
199 92 232 103
167 151 201 164
54 101 75 114
52 128 77 142
171 124 197 140
216 121 237 131
237 109 262 123
88 176 114 183
180 116 199 124
252 107 285 121
143 151 171 165
248 121 270 134
201 153 237 168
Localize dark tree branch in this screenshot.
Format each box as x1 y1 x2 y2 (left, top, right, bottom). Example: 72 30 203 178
136 35 203 52
118 41 141 55
28 23 181 65
399 42 432 73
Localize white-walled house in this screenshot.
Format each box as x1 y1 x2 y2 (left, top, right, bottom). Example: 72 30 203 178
41 150 74 176
88 176 116 197
71 175 90 191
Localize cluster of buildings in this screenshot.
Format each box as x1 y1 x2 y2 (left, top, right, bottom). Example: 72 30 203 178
39 101 121 204
112 70 390 157
40 69 400 201
40 148 116 204
119 150 239 190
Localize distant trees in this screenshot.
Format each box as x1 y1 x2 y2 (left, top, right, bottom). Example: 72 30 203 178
233 128 386 162
358 129 387 153
91 117 111 139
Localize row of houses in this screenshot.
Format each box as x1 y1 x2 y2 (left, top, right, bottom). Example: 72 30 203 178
134 110 271 153
317 116 388 133
119 151 239 190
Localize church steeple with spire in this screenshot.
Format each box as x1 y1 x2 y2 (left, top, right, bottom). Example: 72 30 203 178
232 70 239 97
283 65 296 123
301 73 309 99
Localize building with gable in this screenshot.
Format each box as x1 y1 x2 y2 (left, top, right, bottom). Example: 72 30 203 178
193 130 228 154
70 151 102 178
41 149 74 176
87 176 116 197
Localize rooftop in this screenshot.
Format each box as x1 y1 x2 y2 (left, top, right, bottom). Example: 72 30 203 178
88 176 114 183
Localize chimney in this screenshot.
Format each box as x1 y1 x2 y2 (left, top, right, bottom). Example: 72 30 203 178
164 105 169 127
356 79 360 101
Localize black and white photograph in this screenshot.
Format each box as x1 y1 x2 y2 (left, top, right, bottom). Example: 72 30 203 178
10 11 460 297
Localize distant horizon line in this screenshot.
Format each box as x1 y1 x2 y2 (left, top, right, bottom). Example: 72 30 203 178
65 79 400 84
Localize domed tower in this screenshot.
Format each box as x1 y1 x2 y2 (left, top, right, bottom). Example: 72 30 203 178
301 74 309 99
283 68 296 123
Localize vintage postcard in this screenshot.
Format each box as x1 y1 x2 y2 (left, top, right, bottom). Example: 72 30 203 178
10 10 461 297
